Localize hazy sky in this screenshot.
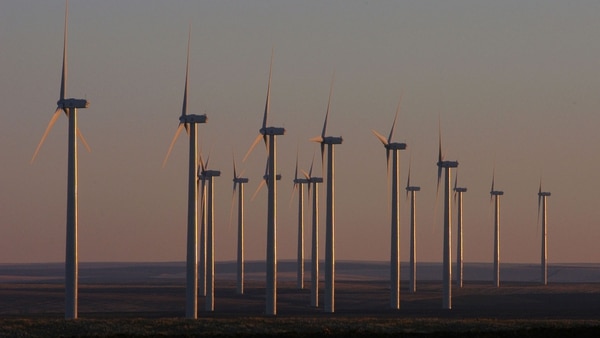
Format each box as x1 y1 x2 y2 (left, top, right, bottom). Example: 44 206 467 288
1 0 600 264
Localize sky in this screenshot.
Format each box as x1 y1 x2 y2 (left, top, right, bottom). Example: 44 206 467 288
1 0 600 265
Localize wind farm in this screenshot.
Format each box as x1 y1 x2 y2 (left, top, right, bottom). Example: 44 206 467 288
4 0 600 336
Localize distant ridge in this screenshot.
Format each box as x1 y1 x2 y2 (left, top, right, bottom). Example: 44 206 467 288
1 261 600 284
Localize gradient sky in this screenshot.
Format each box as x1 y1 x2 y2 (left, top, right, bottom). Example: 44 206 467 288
1 0 600 264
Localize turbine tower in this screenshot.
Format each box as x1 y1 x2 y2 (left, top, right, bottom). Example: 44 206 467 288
453 174 467 288
199 155 220 312
199 166 207 297
232 154 249 295
243 50 285 315
436 124 458 310
292 152 310 290
31 0 91 319
490 170 504 288
372 98 406 309
311 74 342 313
162 27 207 319
303 156 323 307
405 160 421 293
538 181 551 285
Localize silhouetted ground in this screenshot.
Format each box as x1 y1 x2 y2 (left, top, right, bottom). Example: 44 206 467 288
1 279 600 336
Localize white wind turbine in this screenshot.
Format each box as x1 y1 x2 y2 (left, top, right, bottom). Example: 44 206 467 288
310 74 342 313
162 27 207 319
199 157 207 298
453 173 467 288
538 180 551 285
243 49 285 315
199 155 220 312
372 98 406 309
291 151 310 290
489 170 504 288
30 0 91 319
405 159 421 293
303 156 323 308
436 123 458 310
231 154 249 295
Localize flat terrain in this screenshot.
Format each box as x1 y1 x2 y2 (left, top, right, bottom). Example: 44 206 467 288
1 279 600 336
1 262 600 336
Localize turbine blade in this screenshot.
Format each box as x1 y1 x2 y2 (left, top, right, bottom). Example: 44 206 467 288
60 0 68 102
289 182 298 207
302 170 310 180
182 25 190 119
251 180 267 201
308 151 315 178
162 124 185 168
228 185 236 233
243 134 263 163
453 170 458 202
31 109 62 163
76 127 91 153
406 154 412 199
322 72 335 138
294 147 299 180
232 151 238 179
262 48 274 130
490 170 495 203
436 166 442 197
371 129 388 146
320 143 325 177
388 94 402 143
438 121 443 163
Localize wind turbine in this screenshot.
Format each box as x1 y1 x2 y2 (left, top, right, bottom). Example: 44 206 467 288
303 156 323 307
291 152 310 290
199 155 220 312
310 74 342 313
30 0 91 319
372 98 406 309
489 170 504 288
453 174 467 288
538 180 551 285
232 154 249 295
405 159 421 293
162 27 207 319
243 49 285 315
199 161 207 298
436 123 458 310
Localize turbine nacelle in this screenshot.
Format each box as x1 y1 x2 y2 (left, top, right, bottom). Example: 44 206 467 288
294 178 310 184
58 98 89 109
406 186 421 192
386 142 406 150
200 169 221 178
538 192 551 197
180 114 207 124
309 177 324 183
437 160 459 168
260 126 286 136
233 177 249 184
454 187 467 193
321 136 343 145
263 174 282 181
490 191 504 196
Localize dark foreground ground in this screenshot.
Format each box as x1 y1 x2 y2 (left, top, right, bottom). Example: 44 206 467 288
1 279 600 337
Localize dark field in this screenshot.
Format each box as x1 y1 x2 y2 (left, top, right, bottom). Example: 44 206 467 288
1 262 600 336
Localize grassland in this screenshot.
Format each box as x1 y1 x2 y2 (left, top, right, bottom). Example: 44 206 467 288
1 280 599 336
